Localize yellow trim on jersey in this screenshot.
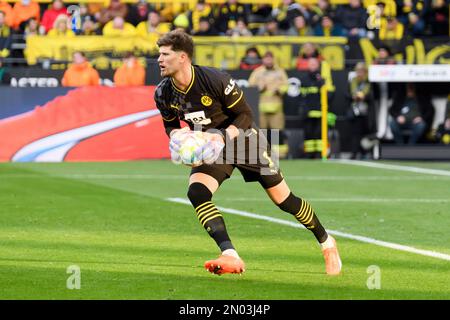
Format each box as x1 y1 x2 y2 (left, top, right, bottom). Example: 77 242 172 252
226 90 243 109
171 65 195 95
162 115 177 122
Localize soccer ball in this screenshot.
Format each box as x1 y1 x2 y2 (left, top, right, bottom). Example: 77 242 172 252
177 131 207 167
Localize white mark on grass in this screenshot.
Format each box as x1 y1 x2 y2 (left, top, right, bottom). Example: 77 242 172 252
167 197 450 262
366 265 381 290
66 265 81 290
333 160 450 177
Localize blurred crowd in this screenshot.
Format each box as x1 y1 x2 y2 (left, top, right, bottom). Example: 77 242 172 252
0 0 449 152
0 0 448 41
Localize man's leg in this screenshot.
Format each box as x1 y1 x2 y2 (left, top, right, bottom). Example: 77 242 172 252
264 179 342 275
188 172 245 275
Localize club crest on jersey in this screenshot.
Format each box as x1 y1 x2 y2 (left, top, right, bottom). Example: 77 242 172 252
201 95 213 107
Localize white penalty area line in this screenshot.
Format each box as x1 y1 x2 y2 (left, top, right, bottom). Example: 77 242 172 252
167 197 450 262
333 159 450 177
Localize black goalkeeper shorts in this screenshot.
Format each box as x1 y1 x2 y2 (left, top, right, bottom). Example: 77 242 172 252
190 131 284 189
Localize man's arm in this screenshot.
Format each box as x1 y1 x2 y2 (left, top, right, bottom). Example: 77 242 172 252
219 75 253 140
154 86 181 137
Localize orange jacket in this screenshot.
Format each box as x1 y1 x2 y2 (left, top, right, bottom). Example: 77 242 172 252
0 2 13 27
113 60 146 86
62 62 100 87
11 1 40 29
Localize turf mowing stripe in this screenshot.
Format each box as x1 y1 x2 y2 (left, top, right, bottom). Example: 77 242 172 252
167 197 450 262
212 197 450 203
2 174 448 181
334 160 450 177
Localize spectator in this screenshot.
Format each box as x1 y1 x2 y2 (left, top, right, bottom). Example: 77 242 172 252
239 46 262 70
257 17 284 36
0 57 10 84
96 0 128 26
313 15 344 36
136 11 170 38
435 96 450 144
214 0 248 34
378 16 404 41
248 51 290 158
40 0 67 34
426 0 449 36
0 10 11 58
62 51 100 87
296 42 323 70
335 0 367 38
372 45 396 64
172 13 191 33
247 4 273 25
187 0 214 34
192 16 219 36
347 62 374 159
47 14 75 37
11 0 40 31
397 0 426 36
24 17 43 38
126 0 153 26
103 16 136 36
78 16 100 35
286 14 314 36
114 52 146 86
226 17 252 37
78 4 98 28
0 1 12 27
389 83 433 144
309 0 337 28
272 0 309 31
299 58 330 158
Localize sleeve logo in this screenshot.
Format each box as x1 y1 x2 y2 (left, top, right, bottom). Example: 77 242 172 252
224 79 236 95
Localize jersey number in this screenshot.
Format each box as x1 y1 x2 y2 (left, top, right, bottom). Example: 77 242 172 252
184 111 212 125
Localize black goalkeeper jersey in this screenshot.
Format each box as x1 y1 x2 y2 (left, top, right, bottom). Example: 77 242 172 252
154 65 253 136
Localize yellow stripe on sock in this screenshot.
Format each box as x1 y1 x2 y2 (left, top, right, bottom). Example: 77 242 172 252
299 206 313 223
201 214 223 226
197 205 216 218
195 201 213 212
200 210 220 225
198 209 219 222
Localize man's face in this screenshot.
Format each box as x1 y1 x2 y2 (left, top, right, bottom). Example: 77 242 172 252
53 0 63 10
262 55 274 68
0 13 5 25
308 58 320 72
73 53 85 64
158 45 183 77
148 12 159 26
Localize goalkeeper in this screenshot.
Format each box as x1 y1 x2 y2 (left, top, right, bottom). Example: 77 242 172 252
154 30 342 276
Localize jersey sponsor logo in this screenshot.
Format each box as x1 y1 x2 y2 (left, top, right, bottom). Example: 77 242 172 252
200 95 213 107
224 79 236 95
184 111 212 125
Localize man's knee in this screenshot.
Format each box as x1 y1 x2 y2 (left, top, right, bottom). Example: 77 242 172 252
187 182 212 208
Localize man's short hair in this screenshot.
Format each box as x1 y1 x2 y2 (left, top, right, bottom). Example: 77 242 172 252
157 29 194 60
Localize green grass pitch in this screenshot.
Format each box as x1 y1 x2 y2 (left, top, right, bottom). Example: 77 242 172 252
0 160 449 299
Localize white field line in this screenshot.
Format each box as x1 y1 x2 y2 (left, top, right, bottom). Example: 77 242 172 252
334 159 450 177
167 197 450 262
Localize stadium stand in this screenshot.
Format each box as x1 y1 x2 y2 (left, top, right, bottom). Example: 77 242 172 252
0 0 449 160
